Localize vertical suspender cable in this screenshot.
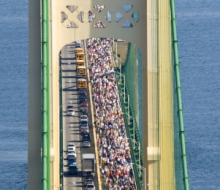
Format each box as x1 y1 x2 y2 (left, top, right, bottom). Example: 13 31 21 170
42 0 50 189
46 0 50 187
170 0 189 190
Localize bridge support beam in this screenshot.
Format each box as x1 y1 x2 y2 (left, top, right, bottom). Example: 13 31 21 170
145 0 175 190
158 0 175 189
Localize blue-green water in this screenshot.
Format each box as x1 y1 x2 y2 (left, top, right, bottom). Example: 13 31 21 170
176 1 220 189
0 0 28 189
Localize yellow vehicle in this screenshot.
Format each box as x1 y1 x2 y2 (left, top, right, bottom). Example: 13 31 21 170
77 78 87 89
76 60 85 67
75 48 84 53
76 52 84 61
77 66 86 77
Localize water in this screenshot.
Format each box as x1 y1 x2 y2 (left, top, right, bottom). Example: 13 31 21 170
176 1 220 189
0 0 28 189
0 0 219 189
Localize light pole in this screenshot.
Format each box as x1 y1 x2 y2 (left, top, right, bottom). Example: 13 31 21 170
116 40 117 61
130 163 147 190
83 39 89 68
123 112 135 143
123 92 130 113
126 138 141 166
115 71 125 102
113 54 121 71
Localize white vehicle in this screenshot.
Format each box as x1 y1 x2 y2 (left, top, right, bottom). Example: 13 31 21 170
66 143 76 151
86 184 95 190
75 40 82 48
66 103 74 110
82 141 90 147
80 115 88 121
67 147 75 153
67 109 75 116
67 151 77 158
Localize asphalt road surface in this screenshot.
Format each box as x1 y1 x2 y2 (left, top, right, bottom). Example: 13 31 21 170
61 41 98 190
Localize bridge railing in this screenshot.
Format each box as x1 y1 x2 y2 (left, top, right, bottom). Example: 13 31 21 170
59 55 64 187
113 69 144 190
41 0 50 189
171 0 189 189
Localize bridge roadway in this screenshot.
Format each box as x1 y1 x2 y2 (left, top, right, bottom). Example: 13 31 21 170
61 42 98 190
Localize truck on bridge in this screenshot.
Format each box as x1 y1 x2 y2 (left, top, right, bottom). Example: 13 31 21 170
82 153 95 176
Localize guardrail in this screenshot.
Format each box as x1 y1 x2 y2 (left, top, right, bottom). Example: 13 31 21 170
41 0 50 189
170 0 189 189
59 56 64 188
114 70 143 190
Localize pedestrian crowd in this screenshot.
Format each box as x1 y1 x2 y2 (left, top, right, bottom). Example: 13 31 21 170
88 10 96 22
94 21 105 28
94 5 105 12
87 38 136 190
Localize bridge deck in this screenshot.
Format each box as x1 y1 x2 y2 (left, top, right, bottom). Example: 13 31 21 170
61 42 98 190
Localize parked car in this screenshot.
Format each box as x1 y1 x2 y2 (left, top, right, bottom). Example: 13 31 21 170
82 141 91 147
80 104 88 113
78 88 86 93
84 178 94 185
85 174 94 181
67 147 75 153
81 126 89 134
80 115 88 121
67 151 77 158
82 133 91 142
67 108 75 116
67 156 76 167
86 184 95 190
79 93 87 99
78 89 87 96
80 100 89 107
67 103 74 110
75 41 82 48
68 164 78 174
66 143 76 151
81 119 88 125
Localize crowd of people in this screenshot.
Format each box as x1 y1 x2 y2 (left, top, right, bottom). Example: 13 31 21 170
94 21 106 28
87 38 136 190
88 10 96 22
94 5 105 12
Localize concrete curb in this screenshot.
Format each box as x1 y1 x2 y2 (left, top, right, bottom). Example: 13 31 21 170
84 40 102 190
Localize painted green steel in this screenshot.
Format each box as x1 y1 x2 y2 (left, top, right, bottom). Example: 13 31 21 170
170 0 189 189
115 71 143 190
42 0 50 189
